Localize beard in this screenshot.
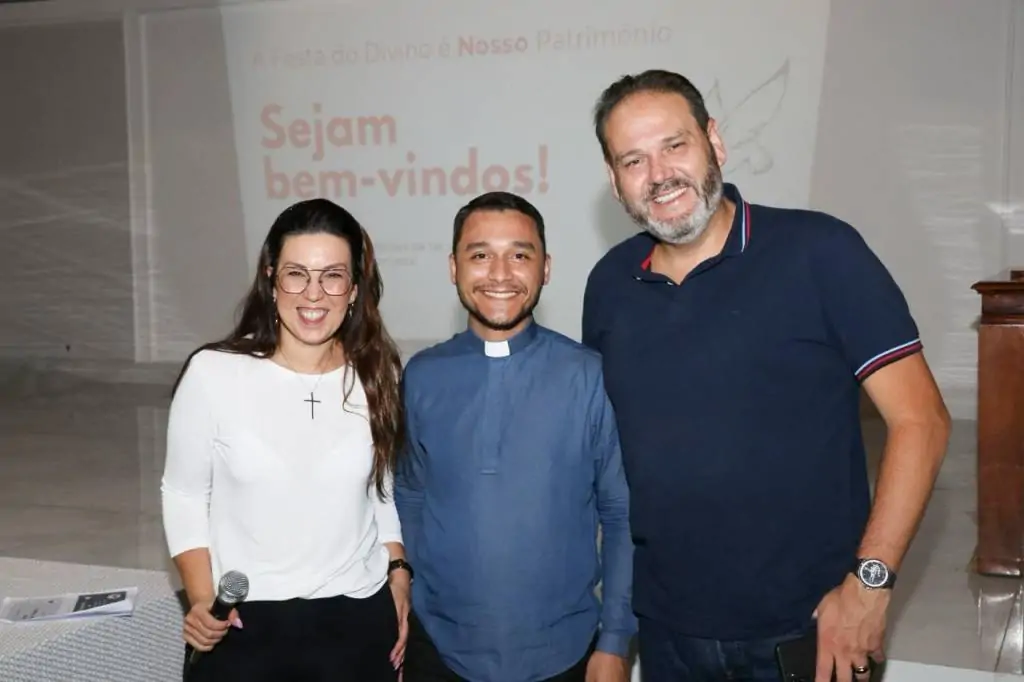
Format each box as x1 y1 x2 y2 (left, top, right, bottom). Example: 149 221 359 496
457 285 541 333
620 157 724 245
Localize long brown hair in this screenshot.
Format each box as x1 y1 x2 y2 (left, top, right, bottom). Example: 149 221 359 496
172 199 405 500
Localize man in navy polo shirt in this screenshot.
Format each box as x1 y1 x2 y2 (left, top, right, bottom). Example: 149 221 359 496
582 69 951 682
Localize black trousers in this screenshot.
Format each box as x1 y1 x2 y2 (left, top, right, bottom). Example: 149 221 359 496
183 583 398 682
403 610 594 682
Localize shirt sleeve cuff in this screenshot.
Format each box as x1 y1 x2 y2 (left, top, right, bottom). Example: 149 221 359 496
596 630 632 659
378 531 404 545
161 489 210 558
854 338 923 382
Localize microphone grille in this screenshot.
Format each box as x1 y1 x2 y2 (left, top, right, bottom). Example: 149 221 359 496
218 570 250 603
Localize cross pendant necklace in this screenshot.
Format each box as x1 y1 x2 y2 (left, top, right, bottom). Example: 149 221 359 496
303 392 321 419
278 350 331 420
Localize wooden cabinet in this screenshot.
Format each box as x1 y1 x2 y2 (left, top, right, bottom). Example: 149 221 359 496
972 270 1024 576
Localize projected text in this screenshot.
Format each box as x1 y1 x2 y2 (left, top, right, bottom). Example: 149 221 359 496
259 103 549 200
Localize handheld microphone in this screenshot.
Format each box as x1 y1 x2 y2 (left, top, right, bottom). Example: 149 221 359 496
187 570 249 667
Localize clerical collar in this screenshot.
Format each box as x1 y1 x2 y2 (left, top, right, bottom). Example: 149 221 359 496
461 320 540 357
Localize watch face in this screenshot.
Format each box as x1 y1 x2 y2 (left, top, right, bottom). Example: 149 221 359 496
858 559 889 588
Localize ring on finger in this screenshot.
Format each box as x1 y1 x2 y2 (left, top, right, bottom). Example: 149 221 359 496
853 664 870 675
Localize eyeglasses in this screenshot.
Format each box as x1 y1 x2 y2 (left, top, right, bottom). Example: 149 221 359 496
276 267 353 296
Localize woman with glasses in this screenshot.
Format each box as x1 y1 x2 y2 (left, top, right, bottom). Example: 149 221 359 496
161 198 411 681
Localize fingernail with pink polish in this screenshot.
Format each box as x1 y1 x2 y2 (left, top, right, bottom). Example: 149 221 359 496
232 618 243 629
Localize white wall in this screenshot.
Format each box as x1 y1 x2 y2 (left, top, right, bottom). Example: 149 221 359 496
1008 3 1024 266
127 3 249 362
0 0 229 363
0 18 133 361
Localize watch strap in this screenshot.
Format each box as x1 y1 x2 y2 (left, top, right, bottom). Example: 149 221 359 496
388 558 414 581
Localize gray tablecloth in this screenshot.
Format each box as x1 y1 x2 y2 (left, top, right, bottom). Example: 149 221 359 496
0 558 184 681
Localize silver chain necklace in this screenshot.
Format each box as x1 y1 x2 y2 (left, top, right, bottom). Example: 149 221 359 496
276 350 335 419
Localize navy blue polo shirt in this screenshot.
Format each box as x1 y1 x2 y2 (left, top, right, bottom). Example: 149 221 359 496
582 183 922 640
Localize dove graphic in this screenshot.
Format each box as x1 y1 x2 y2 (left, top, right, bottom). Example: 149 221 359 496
704 60 790 176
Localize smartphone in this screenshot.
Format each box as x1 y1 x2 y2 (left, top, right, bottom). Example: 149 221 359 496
775 631 882 682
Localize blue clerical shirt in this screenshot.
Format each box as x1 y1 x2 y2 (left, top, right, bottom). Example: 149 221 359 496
394 321 635 682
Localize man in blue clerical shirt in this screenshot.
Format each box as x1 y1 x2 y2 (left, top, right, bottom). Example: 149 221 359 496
394 191 636 682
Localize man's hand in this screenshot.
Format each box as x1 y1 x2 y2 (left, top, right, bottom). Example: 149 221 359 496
813 575 889 682
585 650 629 682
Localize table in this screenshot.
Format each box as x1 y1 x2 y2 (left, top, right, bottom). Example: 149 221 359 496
0 557 184 681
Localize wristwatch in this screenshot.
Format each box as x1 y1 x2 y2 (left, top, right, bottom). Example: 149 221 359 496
852 557 896 589
388 558 414 581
